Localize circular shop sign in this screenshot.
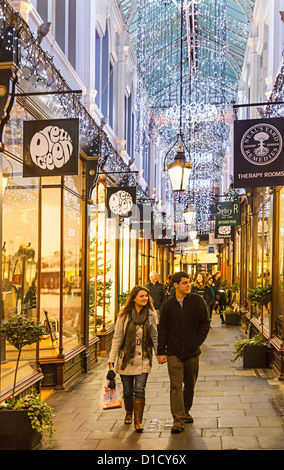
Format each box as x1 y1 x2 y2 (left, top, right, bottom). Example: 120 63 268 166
241 123 282 166
109 190 134 216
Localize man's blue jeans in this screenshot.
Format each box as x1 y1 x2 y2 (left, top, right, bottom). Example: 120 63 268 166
120 373 148 399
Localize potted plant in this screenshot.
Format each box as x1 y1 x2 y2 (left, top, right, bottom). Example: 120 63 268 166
231 332 269 369
0 314 55 449
224 306 241 326
247 284 272 333
227 282 239 307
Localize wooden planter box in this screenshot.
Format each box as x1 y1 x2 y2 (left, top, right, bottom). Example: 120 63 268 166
225 312 241 326
243 344 269 369
0 409 42 450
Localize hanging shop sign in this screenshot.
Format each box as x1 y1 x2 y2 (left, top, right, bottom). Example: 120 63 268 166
23 118 79 177
106 186 137 218
234 117 284 188
215 224 232 240
215 201 240 227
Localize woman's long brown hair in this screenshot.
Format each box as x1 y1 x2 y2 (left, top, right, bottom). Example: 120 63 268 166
119 285 155 321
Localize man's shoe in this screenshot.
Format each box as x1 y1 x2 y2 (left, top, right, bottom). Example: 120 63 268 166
184 413 194 423
171 422 184 433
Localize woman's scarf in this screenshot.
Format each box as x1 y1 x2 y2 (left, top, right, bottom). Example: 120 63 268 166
120 307 153 370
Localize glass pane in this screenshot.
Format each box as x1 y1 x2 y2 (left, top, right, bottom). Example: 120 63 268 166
120 222 130 293
105 218 117 325
1 155 38 395
40 187 61 358
63 190 82 352
262 197 272 331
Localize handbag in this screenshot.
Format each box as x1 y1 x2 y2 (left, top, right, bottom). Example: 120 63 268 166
100 367 122 410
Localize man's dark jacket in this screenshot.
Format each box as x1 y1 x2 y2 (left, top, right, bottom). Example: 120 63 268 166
157 293 210 359
145 280 166 310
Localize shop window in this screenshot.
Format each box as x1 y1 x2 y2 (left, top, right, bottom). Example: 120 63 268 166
89 183 116 335
120 221 130 293
40 182 83 357
40 187 61 358
254 191 272 330
63 189 82 352
1 155 39 395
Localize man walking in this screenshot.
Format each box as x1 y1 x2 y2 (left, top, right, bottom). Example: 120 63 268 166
157 271 210 433
145 271 166 323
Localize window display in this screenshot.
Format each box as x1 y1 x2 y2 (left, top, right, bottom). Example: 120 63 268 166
254 190 272 331
89 182 117 335
1 154 39 395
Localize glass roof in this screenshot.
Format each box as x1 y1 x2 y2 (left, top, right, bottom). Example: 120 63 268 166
119 0 256 233
119 0 255 108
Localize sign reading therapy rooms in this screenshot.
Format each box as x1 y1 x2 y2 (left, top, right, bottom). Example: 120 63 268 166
234 117 284 188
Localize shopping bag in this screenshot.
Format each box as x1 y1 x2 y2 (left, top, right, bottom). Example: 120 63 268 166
100 367 122 410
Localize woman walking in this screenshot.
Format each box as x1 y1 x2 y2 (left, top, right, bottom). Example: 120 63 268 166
191 272 206 296
203 277 215 322
108 286 158 432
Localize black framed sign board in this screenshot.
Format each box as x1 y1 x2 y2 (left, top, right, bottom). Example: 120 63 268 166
215 201 240 227
215 224 232 239
234 117 284 188
106 186 137 218
23 118 79 177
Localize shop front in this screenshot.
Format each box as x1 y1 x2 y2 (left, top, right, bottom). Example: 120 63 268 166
236 187 284 379
0 3 137 396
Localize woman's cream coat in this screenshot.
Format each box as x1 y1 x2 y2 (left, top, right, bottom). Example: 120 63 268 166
108 310 158 375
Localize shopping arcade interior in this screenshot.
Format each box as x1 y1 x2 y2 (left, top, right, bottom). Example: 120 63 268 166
1 0 284 398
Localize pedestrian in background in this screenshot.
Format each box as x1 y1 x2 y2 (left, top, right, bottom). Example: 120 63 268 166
145 271 166 323
190 272 206 297
203 276 215 322
108 286 158 432
157 271 210 433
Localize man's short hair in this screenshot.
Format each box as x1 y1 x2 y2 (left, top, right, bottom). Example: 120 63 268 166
172 271 189 285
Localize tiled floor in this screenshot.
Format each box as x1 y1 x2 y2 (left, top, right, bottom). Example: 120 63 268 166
43 314 284 450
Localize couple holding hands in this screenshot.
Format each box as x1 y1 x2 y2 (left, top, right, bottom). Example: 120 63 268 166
107 271 210 434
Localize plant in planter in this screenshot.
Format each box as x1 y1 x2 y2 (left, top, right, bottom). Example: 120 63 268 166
0 314 55 449
224 306 241 326
227 282 239 307
247 284 272 332
231 332 268 368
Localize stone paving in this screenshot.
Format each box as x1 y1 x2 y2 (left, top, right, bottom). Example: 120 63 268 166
43 314 284 450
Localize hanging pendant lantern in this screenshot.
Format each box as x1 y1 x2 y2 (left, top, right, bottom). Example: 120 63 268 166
184 203 196 226
167 141 192 192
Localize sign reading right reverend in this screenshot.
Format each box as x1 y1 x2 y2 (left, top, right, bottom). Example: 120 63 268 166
234 117 284 188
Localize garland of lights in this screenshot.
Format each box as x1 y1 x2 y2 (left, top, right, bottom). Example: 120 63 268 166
0 0 155 209
130 0 251 234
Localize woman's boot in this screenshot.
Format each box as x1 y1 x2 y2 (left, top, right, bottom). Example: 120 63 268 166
133 398 145 432
124 398 133 424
